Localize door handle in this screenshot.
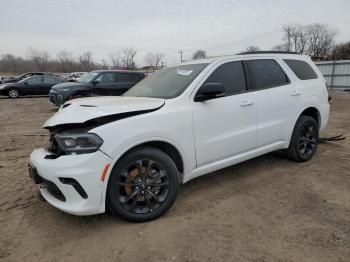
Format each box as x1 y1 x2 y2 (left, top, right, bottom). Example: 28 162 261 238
240 100 253 107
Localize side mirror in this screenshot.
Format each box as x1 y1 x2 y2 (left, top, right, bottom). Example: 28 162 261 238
24 82 28 85
194 83 226 102
91 80 99 86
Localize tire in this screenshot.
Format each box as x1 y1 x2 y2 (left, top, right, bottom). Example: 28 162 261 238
107 147 180 222
286 115 319 162
8 88 19 98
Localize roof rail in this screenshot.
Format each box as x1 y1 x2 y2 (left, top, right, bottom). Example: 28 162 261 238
237 51 300 55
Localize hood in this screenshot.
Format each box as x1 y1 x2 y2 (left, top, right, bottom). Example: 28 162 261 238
0 82 21 87
44 96 165 128
51 82 89 90
2 78 19 84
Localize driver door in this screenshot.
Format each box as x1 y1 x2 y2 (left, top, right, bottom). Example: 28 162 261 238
192 61 257 166
24 76 43 95
92 72 117 96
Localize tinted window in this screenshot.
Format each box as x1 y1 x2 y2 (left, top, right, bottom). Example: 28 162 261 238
43 76 57 84
117 73 144 82
78 72 99 83
26 76 42 84
248 59 289 90
95 72 116 83
204 61 246 95
117 73 133 82
284 59 318 80
124 63 208 99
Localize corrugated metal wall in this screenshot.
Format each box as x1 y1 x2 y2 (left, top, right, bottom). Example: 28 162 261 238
315 60 350 89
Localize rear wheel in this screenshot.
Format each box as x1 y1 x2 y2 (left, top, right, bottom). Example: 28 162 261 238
107 147 180 222
287 116 319 162
8 88 19 98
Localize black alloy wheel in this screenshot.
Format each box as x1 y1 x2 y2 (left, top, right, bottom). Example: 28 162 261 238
117 159 170 214
107 147 179 222
287 115 319 162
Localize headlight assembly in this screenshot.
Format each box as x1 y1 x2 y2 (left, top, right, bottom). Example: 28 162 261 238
55 133 103 154
0 84 7 89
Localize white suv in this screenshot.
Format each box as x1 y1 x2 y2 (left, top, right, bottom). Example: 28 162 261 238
29 52 330 222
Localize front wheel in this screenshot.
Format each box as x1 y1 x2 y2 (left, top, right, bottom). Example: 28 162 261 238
8 88 19 98
107 147 180 222
287 116 319 162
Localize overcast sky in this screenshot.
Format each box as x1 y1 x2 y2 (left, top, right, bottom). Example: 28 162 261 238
0 0 349 66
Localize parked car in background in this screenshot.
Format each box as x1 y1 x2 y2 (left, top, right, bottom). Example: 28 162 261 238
0 75 63 98
0 72 46 84
0 76 12 81
67 72 87 82
29 52 329 222
49 70 145 106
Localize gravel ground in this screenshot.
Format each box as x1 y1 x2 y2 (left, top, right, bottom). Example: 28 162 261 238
0 93 349 262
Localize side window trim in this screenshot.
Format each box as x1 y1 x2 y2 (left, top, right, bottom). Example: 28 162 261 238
245 58 291 91
242 60 254 91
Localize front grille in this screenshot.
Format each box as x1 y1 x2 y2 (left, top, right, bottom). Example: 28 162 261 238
49 95 56 104
40 177 66 202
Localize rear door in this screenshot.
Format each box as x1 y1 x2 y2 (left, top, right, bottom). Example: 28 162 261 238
23 76 43 95
192 61 257 166
113 73 141 95
246 58 303 146
41 76 58 94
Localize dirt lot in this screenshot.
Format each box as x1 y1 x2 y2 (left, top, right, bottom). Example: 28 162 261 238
0 93 349 262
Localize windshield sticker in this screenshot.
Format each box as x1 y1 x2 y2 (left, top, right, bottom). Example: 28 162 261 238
177 69 193 76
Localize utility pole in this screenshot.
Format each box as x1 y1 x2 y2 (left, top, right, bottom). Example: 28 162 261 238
178 50 184 62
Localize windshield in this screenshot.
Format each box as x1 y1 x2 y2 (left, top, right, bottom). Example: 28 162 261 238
124 63 208 99
18 76 32 83
78 72 99 83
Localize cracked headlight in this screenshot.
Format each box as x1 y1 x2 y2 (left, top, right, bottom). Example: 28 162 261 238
55 133 103 154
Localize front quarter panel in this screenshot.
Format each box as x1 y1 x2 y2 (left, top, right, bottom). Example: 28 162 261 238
92 98 196 176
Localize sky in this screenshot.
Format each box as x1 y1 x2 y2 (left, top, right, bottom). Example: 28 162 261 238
0 0 350 66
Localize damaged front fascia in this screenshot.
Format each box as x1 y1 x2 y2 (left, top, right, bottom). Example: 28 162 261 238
44 105 164 158
45 105 164 134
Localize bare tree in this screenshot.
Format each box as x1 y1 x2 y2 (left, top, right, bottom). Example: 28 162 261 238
272 44 288 51
331 42 350 60
56 50 76 72
245 46 260 52
279 23 337 59
120 47 137 69
306 24 336 60
144 52 165 69
78 51 94 71
192 50 206 60
282 24 308 54
0 54 24 73
28 47 50 71
109 52 122 69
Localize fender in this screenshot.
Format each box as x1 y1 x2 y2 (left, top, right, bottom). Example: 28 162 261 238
99 136 188 206
288 105 321 142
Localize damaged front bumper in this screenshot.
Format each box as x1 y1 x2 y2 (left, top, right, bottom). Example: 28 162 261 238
29 148 112 215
